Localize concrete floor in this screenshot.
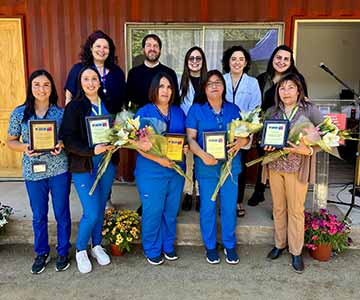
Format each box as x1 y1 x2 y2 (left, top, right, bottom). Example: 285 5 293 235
0 244 359 300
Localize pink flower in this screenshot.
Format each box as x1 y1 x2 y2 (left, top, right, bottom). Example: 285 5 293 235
312 221 319 230
329 227 338 235
312 235 318 241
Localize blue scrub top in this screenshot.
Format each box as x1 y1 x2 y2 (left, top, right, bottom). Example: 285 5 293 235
134 103 186 178
185 101 242 178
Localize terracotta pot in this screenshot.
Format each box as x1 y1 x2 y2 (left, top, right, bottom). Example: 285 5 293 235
310 243 332 261
110 244 123 256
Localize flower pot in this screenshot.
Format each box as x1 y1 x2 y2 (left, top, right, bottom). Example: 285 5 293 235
110 244 123 256
310 243 332 261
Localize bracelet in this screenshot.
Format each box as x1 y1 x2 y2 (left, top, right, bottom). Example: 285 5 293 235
308 146 314 156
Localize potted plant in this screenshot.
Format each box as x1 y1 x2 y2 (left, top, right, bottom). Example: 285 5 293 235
102 208 141 256
304 208 352 261
0 203 13 234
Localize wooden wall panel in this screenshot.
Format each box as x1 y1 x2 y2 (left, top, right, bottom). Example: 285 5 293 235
1 0 360 180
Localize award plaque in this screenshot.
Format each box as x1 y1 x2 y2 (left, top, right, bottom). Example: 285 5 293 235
85 115 111 147
29 120 57 152
203 131 227 160
165 134 186 162
260 119 290 148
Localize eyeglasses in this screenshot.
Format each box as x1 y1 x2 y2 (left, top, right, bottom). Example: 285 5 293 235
188 56 202 62
206 81 223 88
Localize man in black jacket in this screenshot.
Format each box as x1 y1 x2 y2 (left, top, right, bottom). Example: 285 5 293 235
127 34 179 108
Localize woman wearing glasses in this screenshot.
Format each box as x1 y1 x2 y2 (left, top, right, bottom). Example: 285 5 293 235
186 70 250 264
222 46 261 217
179 46 208 211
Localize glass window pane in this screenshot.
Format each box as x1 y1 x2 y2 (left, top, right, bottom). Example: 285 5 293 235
129 28 202 75
127 24 283 77
204 28 279 76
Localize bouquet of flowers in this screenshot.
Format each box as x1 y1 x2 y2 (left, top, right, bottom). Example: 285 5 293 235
0 203 13 232
102 208 140 253
304 209 352 253
89 110 190 195
246 115 358 167
211 107 263 201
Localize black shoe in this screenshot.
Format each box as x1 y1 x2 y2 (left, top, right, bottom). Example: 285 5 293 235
182 194 192 211
137 205 142 216
267 247 287 260
237 204 246 218
247 191 265 207
195 196 200 212
31 254 51 274
291 255 304 273
55 255 70 272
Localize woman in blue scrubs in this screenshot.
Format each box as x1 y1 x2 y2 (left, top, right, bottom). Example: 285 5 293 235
186 70 250 264
7 70 71 274
62 66 118 273
135 72 186 265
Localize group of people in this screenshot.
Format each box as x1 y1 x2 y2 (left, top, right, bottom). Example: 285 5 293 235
7 30 323 275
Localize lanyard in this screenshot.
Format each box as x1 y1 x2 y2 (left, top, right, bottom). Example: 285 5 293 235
94 65 107 94
283 106 298 121
231 74 243 104
91 98 102 116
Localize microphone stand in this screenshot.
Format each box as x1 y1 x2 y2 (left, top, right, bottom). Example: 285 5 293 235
320 64 360 219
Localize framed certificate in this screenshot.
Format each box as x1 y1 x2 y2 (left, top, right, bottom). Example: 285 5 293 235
203 131 227 160
165 134 186 162
29 120 57 152
260 119 290 148
85 115 111 147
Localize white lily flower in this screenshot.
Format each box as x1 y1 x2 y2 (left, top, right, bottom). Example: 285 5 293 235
115 110 134 126
240 111 249 121
234 125 249 137
323 132 340 147
116 128 129 139
252 114 260 124
127 116 140 131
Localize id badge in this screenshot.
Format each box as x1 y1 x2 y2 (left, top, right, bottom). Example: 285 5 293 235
32 161 48 173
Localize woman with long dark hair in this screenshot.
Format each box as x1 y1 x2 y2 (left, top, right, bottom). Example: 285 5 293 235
222 45 261 217
248 45 308 207
64 30 126 208
61 66 119 273
135 72 186 265
7 69 71 274
64 30 126 110
186 70 250 264
179 46 208 211
263 73 322 273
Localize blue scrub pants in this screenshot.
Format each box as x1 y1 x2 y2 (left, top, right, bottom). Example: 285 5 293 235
136 173 184 259
72 158 116 251
25 172 71 256
198 173 239 250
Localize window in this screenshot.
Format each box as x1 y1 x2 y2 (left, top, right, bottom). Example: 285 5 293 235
125 23 284 77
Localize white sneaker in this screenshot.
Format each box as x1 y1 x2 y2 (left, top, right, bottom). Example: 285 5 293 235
76 250 92 274
91 245 111 266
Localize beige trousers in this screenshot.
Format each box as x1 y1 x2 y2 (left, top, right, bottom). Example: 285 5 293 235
183 152 199 196
268 169 308 255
